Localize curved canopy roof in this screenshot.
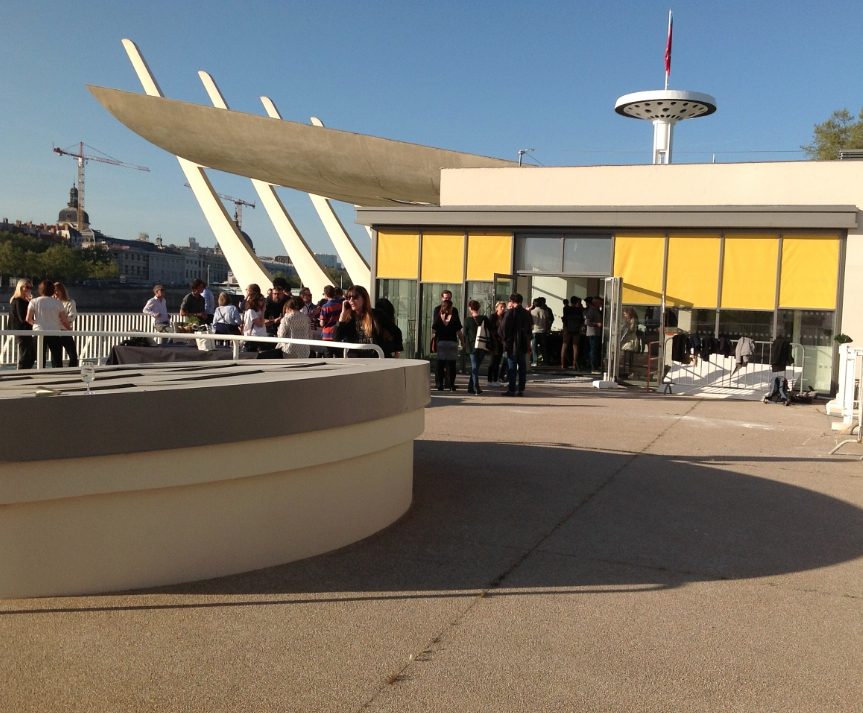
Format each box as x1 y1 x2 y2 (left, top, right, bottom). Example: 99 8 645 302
87 86 515 206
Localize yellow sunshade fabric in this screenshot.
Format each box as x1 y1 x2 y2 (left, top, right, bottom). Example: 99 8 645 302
721 235 779 310
613 235 665 305
665 235 721 308
466 233 512 281
376 231 419 279
421 232 465 283
779 235 840 309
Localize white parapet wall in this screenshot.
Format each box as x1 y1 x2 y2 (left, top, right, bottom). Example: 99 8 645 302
0 359 429 598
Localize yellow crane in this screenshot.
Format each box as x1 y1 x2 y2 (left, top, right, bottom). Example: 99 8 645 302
53 142 149 232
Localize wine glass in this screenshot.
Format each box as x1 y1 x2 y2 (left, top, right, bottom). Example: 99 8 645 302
80 362 96 395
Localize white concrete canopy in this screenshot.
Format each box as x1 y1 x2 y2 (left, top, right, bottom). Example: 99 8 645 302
196 71 334 296
120 39 273 290
87 85 516 206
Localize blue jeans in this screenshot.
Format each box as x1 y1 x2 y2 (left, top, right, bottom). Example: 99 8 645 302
469 351 486 391
507 352 528 393
588 334 601 371
531 332 547 364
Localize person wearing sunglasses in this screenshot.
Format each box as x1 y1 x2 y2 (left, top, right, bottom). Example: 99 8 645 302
8 278 35 370
334 285 400 358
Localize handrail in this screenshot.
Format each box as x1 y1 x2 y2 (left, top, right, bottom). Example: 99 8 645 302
660 335 805 394
643 340 661 392
0 329 385 366
829 347 863 457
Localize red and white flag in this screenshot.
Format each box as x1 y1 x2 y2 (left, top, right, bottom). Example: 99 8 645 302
665 12 673 77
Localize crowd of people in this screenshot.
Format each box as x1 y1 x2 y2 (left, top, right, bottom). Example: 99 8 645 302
143 277 404 360
8 275 614 387
430 290 611 397
8 278 78 370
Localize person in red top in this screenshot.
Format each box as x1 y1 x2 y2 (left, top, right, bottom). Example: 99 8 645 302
318 285 344 348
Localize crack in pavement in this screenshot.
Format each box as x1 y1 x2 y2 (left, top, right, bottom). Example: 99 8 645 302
356 399 704 711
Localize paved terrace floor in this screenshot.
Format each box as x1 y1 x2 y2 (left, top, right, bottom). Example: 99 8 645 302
3 379 863 712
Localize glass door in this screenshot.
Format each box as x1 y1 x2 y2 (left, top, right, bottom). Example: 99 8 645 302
493 273 516 307
602 276 623 381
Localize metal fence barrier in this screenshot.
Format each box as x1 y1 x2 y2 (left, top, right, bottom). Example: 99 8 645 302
1 312 159 366
660 336 805 395
0 326 384 368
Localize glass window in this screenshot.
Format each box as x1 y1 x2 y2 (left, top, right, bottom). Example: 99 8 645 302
666 308 717 338
515 236 561 273
466 281 494 317
717 310 774 341
376 279 417 358
563 237 612 275
777 309 835 394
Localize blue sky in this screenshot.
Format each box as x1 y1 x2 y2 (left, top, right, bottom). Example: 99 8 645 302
2 0 861 260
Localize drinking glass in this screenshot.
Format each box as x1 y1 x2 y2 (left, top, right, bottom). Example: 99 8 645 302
81 362 96 395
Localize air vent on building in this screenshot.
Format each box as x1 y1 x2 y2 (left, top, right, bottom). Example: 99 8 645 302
838 149 863 160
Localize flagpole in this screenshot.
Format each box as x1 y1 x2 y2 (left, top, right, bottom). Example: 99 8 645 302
665 10 672 90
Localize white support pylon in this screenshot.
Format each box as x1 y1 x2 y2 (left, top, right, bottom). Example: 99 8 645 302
307 116 371 290
121 40 272 292
196 74 333 298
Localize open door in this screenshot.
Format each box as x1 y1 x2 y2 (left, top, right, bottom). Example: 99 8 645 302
602 276 623 382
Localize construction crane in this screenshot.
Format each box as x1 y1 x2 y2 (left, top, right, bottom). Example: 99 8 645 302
53 142 149 232
184 183 256 228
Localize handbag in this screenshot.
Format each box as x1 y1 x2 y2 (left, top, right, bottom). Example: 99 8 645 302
430 335 437 354
474 318 491 351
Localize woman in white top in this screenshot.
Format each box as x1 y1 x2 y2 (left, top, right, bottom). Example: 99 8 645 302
26 280 71 368
212 292 242 335
277 296 311 358
53 282 79 367
242 291 267 352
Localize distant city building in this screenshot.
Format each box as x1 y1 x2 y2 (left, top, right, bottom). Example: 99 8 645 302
56 185 90 231
315 253 342 269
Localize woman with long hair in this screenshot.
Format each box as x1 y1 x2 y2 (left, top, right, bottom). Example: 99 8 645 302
278 296 311 358
53 282 79 367
431 298 464 391
242 290 267 352
9 278 35 370
333 285 394 358
620 306 641 378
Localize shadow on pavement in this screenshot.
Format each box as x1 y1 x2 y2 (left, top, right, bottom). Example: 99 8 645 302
160 440 863 594
8 440 863 612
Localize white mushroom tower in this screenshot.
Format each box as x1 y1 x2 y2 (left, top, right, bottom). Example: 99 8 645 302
614 11 716 164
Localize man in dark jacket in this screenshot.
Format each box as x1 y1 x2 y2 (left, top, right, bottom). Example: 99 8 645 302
498 293 533 396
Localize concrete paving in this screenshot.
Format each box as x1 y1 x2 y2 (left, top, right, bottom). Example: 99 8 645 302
2 380 863 712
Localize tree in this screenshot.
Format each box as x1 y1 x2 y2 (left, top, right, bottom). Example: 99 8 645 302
272 270 301 289
324 266 351 289
40 245 89 282
81 244 119 279
802 108 863 160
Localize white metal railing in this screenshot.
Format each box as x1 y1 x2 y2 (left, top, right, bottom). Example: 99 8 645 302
660 337 805 395
0 327 384 368
0 312 160 366
826 344 861 426
828 346 863 457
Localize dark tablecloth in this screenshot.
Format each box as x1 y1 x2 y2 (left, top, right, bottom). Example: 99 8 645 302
107 344 259 365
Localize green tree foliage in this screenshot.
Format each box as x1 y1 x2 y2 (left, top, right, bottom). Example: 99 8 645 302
324 266 351 289
802 108 863 160
0 231 119 282
272 270 302 289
